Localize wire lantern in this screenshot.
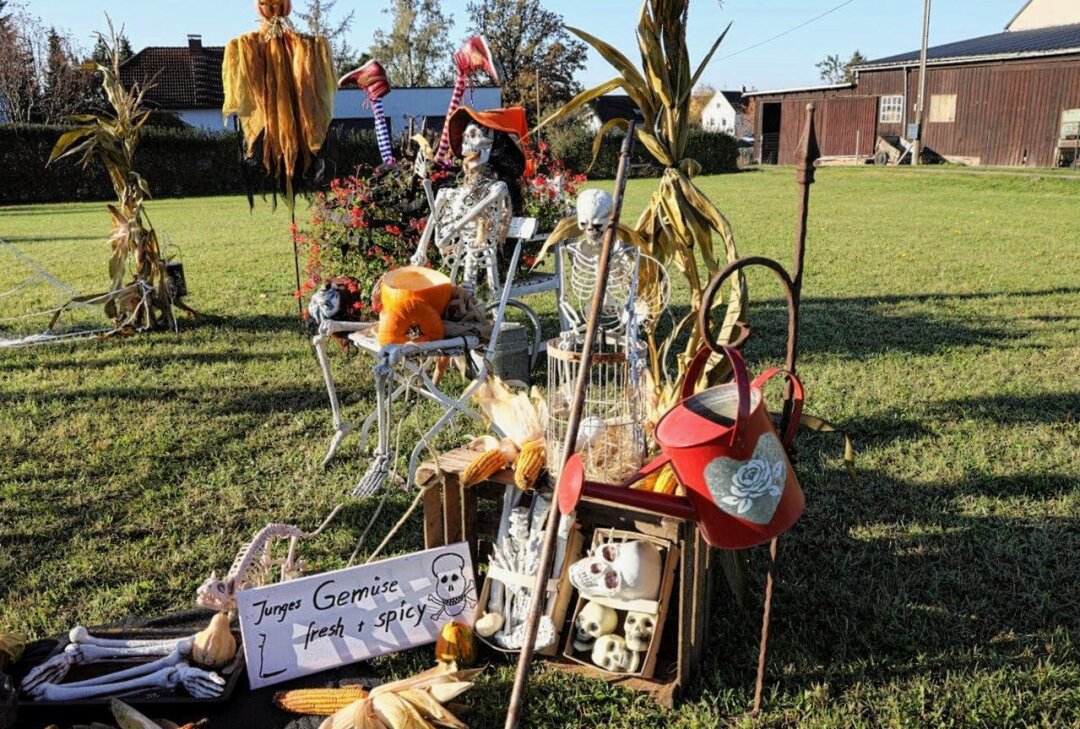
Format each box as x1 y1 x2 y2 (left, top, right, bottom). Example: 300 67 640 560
546 338 648 485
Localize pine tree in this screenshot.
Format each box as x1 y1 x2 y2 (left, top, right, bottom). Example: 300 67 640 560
369 0 454 87
295 0 356 76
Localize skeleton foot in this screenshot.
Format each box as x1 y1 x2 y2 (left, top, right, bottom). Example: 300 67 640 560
353 451 392 498
322 423 355 469
494 617 555 651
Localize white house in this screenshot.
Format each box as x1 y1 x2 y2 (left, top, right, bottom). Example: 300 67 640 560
1006 0 1080 30
701 89 749 135
119 35 500 135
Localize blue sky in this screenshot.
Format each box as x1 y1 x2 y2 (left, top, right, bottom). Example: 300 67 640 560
27 0 1027 91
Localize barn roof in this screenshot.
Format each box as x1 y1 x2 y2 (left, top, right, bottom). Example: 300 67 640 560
858 22 1080 69
119 38 225 110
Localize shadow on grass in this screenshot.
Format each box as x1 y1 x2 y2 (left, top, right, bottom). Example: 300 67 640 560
694 460 1080 707
3 234 104 244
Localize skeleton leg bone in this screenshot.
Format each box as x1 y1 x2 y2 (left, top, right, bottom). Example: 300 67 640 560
33 663 225 702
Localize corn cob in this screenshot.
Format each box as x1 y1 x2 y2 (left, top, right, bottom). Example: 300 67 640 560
461 448 509 487
274 686 369 715
630 468 663 491
653 464 680 496
513 439 546 491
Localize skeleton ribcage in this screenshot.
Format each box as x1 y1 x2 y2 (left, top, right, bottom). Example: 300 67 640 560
562 241 638 335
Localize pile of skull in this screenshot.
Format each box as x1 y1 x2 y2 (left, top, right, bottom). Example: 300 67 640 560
567 539 663 674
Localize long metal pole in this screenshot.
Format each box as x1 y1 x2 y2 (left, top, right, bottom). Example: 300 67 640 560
912 0 932 165
503 124 637 729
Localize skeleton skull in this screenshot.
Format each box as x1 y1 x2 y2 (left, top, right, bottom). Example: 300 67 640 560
591 634 640 674
307 283 341 324
461 122 494 167
569 540 662 602
623 611 657 651
576 189 614 245
573 600 618 652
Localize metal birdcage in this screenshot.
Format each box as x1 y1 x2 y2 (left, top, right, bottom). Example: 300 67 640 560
545 337 648 485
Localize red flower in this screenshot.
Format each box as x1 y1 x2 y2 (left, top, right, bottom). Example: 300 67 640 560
385 225 402 236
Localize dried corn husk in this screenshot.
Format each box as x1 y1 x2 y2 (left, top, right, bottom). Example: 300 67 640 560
471 377 548 447
318 664 480 729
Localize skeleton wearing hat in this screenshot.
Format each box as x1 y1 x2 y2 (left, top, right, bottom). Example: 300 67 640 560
411 106 526 296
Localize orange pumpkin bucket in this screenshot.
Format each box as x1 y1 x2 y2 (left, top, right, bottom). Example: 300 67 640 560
380 266 453 315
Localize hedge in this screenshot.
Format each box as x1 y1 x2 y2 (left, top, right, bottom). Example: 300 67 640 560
0 124 383 205
546 126 740 179
0 123 738 205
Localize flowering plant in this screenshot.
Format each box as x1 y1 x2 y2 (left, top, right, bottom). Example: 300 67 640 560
296 159 457 320
522 141 587 235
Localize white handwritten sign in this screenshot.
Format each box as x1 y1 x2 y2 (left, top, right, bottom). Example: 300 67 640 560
235 543 477 689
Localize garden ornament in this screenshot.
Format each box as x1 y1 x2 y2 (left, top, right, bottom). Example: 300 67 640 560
590 634 640 674
307 282 341 324
572 601 618 652
460 122 495 170
568 540 662 602
436 35 502 162
339 60 395 166
623 611 657 652
196 505 342 614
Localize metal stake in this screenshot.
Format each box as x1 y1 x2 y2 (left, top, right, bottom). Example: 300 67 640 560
503 124 638 729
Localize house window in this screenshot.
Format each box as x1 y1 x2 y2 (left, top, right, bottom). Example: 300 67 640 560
1060 109 1080 139
929 94 957 123
879 95 903 124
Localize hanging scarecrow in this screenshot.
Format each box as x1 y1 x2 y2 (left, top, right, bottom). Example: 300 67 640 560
221 0 337 209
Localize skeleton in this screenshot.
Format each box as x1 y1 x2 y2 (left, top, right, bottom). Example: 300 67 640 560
427 553 477 621
196 505 342 614
591 634 641 674
569 539 663 602
623 611 657 652
572 601 618 653
21 627 226 702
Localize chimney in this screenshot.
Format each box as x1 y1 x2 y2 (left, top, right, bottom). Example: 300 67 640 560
188 34 202 52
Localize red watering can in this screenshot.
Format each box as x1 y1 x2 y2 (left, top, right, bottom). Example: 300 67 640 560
558 345 805 550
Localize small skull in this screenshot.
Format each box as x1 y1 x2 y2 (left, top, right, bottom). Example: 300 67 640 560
591 634 641 674
461 122 494 168
623 611 657 652
569 540 662 602
573 600 618 652
576 189 613 246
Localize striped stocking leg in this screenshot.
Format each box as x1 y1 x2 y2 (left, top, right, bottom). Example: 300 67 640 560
371 96 395 166
435 71 469 163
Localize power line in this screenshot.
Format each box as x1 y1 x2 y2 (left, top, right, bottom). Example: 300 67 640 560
716 0 860 61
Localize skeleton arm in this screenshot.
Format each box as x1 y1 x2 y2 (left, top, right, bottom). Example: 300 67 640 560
434 185 510 255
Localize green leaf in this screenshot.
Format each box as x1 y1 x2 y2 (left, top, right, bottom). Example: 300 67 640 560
678 23 732 108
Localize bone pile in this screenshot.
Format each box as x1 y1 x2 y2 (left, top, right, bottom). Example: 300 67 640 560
20 626 228 702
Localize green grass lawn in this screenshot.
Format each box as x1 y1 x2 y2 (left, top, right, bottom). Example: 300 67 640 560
2 166 1079 727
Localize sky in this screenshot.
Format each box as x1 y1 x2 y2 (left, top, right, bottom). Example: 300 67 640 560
23 0 1029 92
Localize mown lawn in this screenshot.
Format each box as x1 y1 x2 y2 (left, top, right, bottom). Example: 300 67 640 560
1 166 1079 728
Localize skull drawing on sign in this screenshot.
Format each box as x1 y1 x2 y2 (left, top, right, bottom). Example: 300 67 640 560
576 189 613 248
573 601 618 652
623 611 657 652
569 540 662 601
591 634 641 674
427 553 476 621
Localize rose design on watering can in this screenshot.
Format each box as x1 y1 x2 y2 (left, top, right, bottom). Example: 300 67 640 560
703 432 787 524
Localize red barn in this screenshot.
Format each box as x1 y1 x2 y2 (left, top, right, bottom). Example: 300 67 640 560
750 4 1080 167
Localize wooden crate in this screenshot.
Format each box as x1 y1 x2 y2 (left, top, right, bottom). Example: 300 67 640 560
419 446 717 708
561 528 679 679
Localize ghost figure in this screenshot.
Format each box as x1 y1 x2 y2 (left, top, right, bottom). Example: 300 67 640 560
427 553 476 621
623 611 657 652
573 600 618 652
591 634 641 674
569 541 662 602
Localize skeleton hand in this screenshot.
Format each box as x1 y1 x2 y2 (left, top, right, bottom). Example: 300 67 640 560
410 250 428 267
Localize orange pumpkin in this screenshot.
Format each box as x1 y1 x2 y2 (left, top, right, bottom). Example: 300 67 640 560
435 622 476 665
377 299 444 346
256 0 292 19
380 267 453 317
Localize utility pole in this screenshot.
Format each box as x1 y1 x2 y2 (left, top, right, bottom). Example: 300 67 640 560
912 0 932 165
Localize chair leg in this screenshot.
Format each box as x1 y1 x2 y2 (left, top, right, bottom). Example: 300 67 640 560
313 334 355 468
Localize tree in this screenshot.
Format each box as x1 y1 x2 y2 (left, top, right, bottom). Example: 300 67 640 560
369 0 454 87
817 49 867 84
0 6 45 123
295 0 356 76
466 0 586 120
43 27 91 123
90 30 132 64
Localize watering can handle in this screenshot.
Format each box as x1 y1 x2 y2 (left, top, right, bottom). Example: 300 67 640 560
682 344 751 448
752 368 804 448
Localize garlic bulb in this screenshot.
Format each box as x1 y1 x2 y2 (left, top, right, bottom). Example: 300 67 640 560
191 612 237 669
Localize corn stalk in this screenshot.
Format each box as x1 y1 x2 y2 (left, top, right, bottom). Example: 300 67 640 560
538 0 748 405
47 19 173 331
